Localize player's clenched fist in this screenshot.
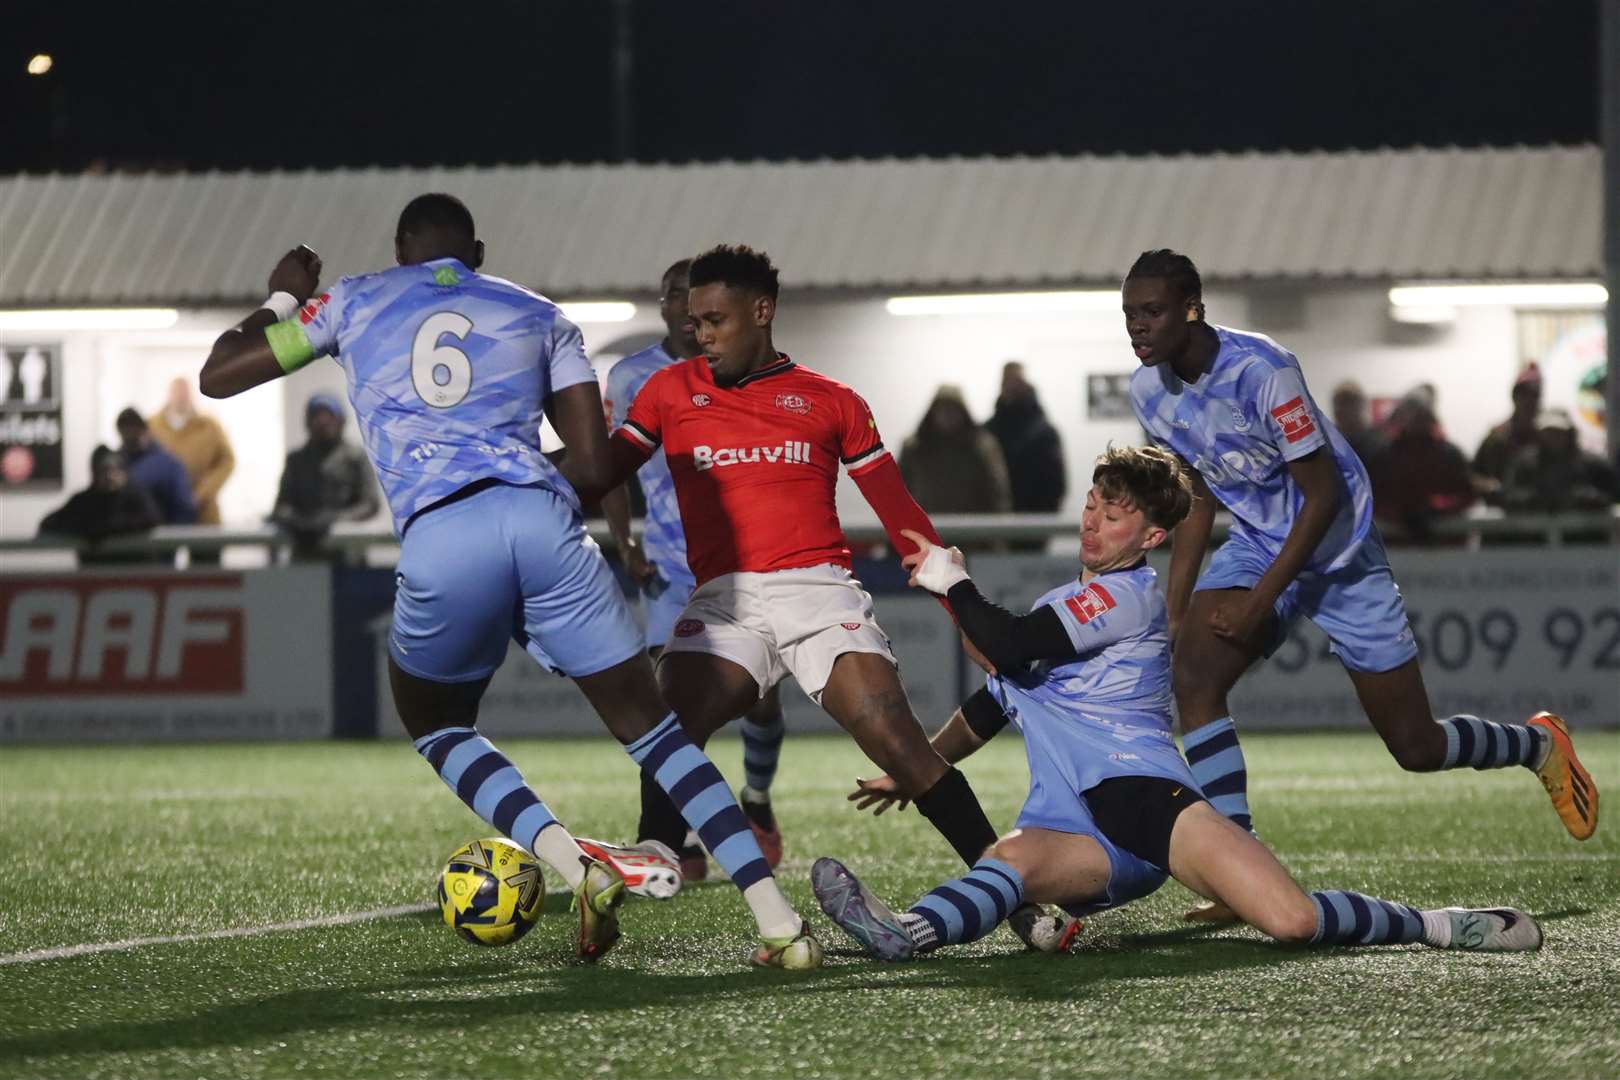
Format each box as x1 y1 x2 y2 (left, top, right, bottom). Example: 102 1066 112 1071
268 244 323 303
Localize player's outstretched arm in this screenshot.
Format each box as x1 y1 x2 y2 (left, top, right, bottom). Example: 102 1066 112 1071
848 699 1000 814
200 246 323 398
900 529 1078 672
1208 449 1342 644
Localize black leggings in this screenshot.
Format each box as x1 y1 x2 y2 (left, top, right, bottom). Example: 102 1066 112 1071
1084 776 1204 869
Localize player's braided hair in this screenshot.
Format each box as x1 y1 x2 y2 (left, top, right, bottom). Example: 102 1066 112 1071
689 244 780 300
1092 444 1195 531
1126 249 1205 319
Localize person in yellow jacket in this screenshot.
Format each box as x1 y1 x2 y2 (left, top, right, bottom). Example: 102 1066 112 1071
149 377 235 524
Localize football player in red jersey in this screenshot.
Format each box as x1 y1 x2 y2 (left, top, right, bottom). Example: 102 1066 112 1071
577 245 1067 949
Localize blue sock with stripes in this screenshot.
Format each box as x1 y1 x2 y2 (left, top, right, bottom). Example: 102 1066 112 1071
1182 717 1253 832
1438 714 1549 770
907 858 1025 949
1309 890 1425 946
413 726 584 888
625 714 773 891
739 705 786 794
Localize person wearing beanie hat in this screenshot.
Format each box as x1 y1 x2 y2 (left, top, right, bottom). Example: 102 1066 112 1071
269 391 380 558
1473 362 1544 503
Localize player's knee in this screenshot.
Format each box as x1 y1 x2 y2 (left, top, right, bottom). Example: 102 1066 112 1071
1263 901 1319 945
987 833 1034 876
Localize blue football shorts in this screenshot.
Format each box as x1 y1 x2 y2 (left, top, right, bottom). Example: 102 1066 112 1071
390 482 642 683
1195 525 1419 674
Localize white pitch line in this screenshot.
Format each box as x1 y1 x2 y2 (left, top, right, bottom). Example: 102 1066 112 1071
0 902 435 967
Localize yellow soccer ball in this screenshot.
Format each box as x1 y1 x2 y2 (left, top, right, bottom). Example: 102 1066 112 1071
437 838 545 947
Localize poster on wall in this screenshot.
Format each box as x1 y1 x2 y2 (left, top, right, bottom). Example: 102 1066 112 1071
1540 318 1607 456
0 343 64 490
1520 313 1606 456
1086 373 1136 420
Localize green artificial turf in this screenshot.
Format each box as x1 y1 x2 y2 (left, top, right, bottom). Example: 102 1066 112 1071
1 731 1616 1079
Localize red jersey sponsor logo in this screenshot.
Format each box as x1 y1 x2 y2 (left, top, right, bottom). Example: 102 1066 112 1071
841 622 862 631
1269 396 1316 444
673 619 704 638
0 575 246 695
691 393 712 407
774 393 812 415
298 292 331 325
1064 583 1117 624
692 442 813 471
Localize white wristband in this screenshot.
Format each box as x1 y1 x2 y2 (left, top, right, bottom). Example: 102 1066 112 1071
913 543 971 596
260 291 300 321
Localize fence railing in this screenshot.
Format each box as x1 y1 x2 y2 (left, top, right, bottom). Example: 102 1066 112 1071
2 506 1615 569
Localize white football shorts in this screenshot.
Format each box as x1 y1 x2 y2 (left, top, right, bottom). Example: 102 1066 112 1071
658 563 896 703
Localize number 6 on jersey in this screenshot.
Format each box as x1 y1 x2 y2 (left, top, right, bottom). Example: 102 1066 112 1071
412 312 474 407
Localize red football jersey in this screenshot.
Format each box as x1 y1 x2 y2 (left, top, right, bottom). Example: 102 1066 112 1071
615 356 889 585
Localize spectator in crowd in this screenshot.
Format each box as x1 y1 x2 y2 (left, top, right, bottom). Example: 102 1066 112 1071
270 392 380 558
150 376 236 524
116 407 196 524
1330 379 1383 466
1365 393 1475 544
37 446 162 558
985 361 1066 513
1500 409 1620 514
899 385 1011 515
1472 364 1543 505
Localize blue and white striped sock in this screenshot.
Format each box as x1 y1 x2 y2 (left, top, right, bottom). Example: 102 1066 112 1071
908 858 1025 948
1182 717 1253 832
739 707 786 794
1438 715 1548 770
1309 889 1425 946
625 714 773 890
413 727 583 887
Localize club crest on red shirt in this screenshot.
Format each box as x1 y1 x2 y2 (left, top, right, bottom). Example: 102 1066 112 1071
691 393 712 407
774 393 812 415
1269 396 1316 443
674 619 705 637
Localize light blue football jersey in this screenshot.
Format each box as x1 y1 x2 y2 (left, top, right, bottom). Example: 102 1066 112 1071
1130 325 1374 573
988 563 1192 791
282 258 598 534
604 344 691 582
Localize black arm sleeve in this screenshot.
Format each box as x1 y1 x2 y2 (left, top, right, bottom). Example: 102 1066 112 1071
946 579 1080 672
960 686 1011 742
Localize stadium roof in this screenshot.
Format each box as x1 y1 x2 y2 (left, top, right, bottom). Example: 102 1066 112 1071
0 144 1601 305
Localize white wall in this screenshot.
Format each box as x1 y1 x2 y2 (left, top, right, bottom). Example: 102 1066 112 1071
0 287 1570 538
773 285 1532 528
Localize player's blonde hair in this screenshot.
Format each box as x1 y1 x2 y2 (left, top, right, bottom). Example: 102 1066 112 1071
1091 445 1194 530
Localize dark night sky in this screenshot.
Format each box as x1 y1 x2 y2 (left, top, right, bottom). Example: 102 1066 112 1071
0 1 1601 174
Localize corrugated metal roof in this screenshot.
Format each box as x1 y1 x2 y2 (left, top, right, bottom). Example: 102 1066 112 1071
0 145 1601 304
